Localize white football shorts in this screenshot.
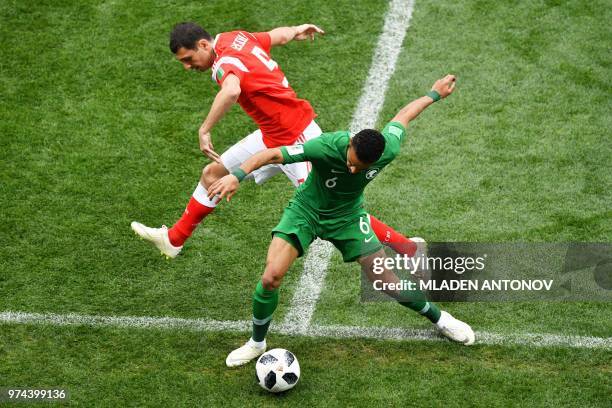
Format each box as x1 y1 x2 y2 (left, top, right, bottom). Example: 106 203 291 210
220 121 322 187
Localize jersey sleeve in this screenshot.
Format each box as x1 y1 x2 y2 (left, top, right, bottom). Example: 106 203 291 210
280 145 308 164
382 121 407 153
252 32 272 53
213 53 249 84
280 136 328 164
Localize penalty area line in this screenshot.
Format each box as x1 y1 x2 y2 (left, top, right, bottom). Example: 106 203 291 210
1 311 610 350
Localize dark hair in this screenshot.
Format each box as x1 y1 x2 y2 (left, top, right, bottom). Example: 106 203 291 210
352 129 386 164
169 22 212 53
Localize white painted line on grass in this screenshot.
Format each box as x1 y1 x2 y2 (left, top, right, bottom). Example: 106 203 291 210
349 0 415 133
283 0 416 330
290 324 612 350
2 311 610 350
281 239 334 333
0 310 250 332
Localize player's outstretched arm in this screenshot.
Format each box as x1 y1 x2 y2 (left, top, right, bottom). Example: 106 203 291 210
207 148 285 201
391 74 456 129
198 74 242 163
268 24 325 46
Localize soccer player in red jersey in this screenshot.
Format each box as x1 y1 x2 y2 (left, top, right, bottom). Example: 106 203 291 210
131 22 423 261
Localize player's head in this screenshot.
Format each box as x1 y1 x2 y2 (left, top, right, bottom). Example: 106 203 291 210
346 129 386 174
170 22 215 71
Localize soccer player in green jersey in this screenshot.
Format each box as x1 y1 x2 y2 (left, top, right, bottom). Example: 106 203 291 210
208 74 475 366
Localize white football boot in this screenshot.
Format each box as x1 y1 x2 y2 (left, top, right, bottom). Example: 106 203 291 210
435 311 475 345
226 339 267 367
130 222 182 259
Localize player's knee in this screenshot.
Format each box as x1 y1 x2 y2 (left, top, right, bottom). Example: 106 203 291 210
201 162 227 187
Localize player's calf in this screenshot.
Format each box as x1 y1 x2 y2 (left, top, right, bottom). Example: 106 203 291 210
227 238 298 366
227 280 278 367
362 250 474 345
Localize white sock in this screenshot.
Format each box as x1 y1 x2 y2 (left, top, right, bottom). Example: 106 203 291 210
248 338 266 348
192 182 220 207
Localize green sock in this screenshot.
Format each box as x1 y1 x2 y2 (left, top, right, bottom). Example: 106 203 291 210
398 288 441 323
252 280 279 342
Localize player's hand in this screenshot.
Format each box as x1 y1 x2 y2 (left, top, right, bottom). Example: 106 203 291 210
293 24 325 41
199 128 222 164
431 74 457 99
208 174 239 202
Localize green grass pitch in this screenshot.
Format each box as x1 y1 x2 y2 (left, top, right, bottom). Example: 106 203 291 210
1 0 610 406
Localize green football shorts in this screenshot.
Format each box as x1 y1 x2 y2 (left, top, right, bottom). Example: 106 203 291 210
272 200 383 262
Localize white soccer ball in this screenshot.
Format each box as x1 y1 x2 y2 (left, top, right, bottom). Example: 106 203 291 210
255 348 300 393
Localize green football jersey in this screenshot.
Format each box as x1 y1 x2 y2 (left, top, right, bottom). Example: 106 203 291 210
280 121 406 217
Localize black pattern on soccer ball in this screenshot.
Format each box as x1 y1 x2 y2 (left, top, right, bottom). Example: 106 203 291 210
259 354 278 365
285 350 295 367
264 371 276 390
282 372 298 385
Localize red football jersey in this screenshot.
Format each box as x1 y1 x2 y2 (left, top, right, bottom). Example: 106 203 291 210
211 31 316 148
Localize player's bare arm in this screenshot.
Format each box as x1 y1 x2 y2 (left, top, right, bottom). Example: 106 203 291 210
207 148 285 201
268 24 325 46
391 74 456 129
198 74 242 163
